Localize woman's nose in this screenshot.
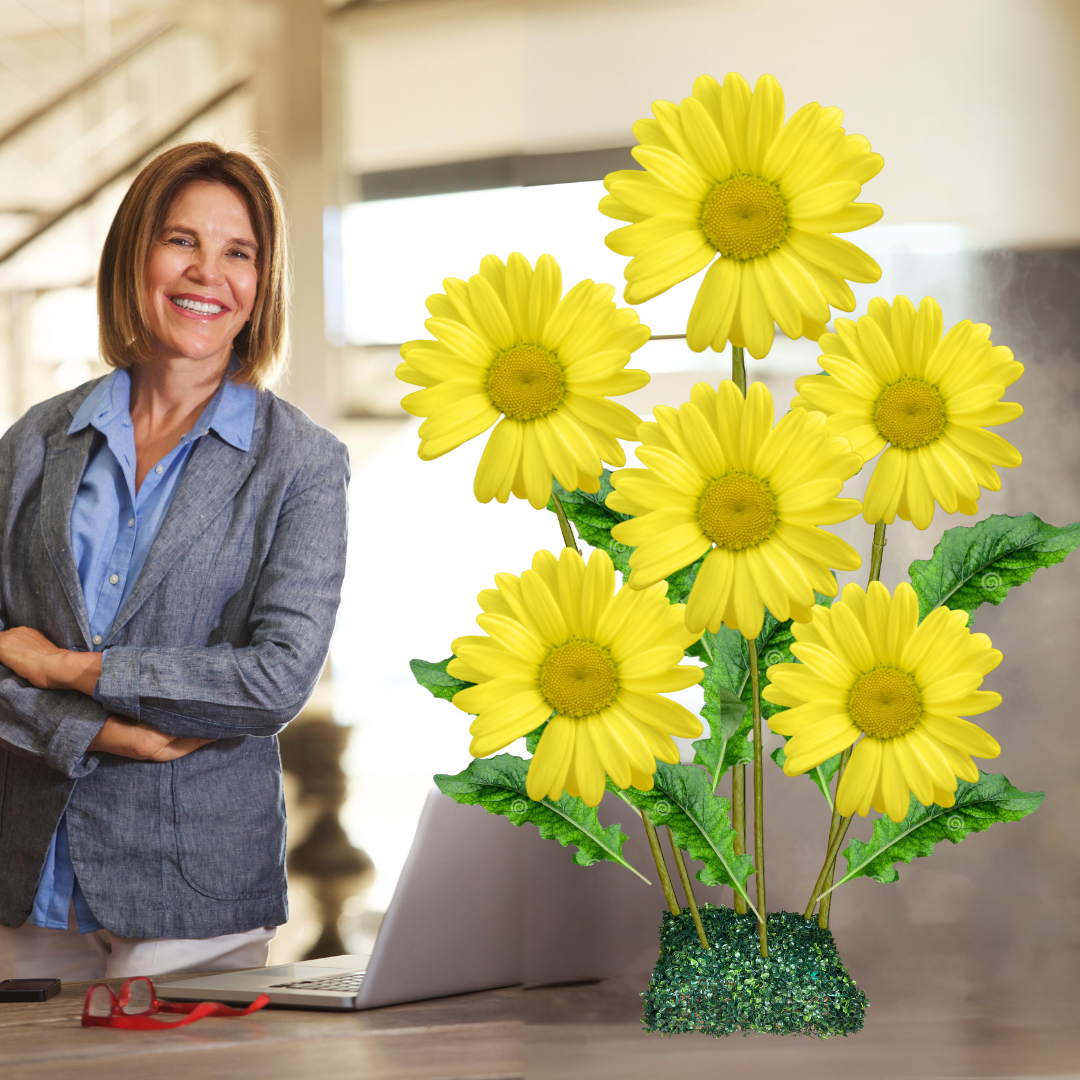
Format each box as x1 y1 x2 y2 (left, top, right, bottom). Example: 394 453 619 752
187 254 227 285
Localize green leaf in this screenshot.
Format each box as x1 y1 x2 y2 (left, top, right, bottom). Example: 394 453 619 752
909 513 1080 624
614 762 757 914
770 741 841 809
689 592 834 716
832 771 1044 890
434 754 649 881
691 593 837 795
685 624 742 677
409 657 473 702
547 472 704 602
692 672 752 791
525 722 547 754
662 555 706 606
547 474 632 577
752 595 836 718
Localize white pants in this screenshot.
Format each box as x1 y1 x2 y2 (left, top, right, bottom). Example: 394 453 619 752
0 909 276 980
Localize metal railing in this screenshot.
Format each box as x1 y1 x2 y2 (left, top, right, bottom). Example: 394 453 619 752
0 13 253 265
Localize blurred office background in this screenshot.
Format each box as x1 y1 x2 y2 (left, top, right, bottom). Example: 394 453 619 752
2 0 1078 1023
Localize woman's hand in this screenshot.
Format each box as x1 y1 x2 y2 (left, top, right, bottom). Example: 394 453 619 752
0 627 102 695
0 631 215 760
88 717 215 762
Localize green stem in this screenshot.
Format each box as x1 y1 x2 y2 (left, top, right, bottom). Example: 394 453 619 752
667 827 709 950
729 343 749 915
698 633 714 664
816 745 852 928
805 815 853 918
748 639 767 957
868 519 887 583
731 345 746 395
642 811 680 916
731 766 747 913
811 521 889 926
550 490 580 554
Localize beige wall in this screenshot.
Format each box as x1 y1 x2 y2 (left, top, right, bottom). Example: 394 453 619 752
341 0 1080 248
342 0 525 174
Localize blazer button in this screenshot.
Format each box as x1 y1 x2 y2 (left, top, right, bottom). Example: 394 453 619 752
92 635 102 645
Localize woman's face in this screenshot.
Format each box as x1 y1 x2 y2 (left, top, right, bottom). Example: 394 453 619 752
143 181 259 367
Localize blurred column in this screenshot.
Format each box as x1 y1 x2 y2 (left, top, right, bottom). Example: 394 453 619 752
254 0 338 427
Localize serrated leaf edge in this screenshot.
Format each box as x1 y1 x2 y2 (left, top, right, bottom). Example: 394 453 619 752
435 762 651 885
619 770 761 921
914 513 1080 618
822 783 1044 899
540 795 651 885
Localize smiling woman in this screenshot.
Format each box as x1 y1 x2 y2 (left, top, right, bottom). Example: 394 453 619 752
0 143 349 982
147 182 259 343
98 144 287 388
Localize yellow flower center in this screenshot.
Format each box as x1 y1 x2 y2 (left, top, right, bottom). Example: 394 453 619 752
874 377 948 449
848 666 923 740
700 173 789 261
539 638 619 719
486 343 565 421
698 471 778 550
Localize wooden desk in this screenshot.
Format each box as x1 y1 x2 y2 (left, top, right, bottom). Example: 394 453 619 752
0 973 521 1079
3 973 1078 1080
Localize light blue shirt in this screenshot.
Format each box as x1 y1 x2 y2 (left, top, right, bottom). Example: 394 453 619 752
30 363 256 932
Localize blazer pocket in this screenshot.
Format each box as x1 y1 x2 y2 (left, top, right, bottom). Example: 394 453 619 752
171 738 287 901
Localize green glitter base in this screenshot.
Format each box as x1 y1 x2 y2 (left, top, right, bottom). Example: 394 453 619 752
642 906 868 1038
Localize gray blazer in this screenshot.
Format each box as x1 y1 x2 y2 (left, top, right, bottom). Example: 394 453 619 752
0 378 349 938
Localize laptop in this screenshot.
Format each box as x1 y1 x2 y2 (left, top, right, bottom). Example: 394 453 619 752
160 788 523 1010
161 784 669 1010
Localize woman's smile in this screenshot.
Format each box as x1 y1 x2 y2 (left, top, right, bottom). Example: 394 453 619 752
168 293 233 319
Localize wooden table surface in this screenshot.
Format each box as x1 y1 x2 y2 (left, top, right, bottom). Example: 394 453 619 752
2 972 1078 1080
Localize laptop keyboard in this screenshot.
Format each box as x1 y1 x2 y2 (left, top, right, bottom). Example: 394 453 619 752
269 972 366 992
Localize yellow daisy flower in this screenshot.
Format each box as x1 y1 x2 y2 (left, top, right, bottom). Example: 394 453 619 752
606 380 863 639
791 295 1024 529
600 72 883 359
448 547 703 806
765 581 1002 823
397 253 650 510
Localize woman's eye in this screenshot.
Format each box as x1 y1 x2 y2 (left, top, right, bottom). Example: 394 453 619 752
229 250 251 260
168 237 192 247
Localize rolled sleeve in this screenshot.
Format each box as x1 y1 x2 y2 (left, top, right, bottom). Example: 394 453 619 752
45 705 105 778
96 647 145 720
0 670 106 779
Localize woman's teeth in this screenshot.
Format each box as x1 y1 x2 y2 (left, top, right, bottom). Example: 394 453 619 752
171 297 224 314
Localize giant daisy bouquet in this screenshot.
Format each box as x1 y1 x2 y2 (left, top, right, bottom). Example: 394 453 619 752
399 73 1076 1038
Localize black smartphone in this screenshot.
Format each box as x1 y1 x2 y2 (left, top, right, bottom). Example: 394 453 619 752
0 979 61 1002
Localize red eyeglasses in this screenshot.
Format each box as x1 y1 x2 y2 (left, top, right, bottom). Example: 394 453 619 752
82 976 269 1030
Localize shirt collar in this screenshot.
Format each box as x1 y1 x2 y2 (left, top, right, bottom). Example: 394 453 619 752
68 357 256 452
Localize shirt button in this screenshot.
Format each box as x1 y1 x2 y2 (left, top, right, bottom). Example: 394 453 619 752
109 574 120 585
128 518 135 528
92 635 102 645
122 420 130 427
155 464 164 474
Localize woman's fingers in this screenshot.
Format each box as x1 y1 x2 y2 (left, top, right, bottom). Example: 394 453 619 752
145 737 215 762
88 717 214 761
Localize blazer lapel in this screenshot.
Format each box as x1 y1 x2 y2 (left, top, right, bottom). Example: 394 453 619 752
40 429 96 648
106 433 258 642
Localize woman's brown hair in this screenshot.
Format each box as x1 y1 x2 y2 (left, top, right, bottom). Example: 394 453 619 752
97 142 288 388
